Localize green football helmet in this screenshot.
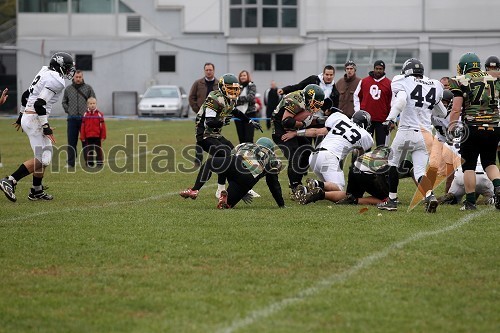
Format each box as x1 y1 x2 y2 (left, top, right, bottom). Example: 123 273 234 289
457 52 481 75
256 137 276 152
303 84 325 113
218 73 241 100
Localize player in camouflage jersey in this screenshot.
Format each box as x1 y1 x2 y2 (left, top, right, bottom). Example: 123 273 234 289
448 52 500 210
194 73 262 198
180 137 285 209
271 84 325 198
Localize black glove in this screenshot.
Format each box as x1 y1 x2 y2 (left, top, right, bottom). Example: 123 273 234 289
242 192 253 205
382 120 395 136
42 123 53 136
224 117 231 126
249 119 263 133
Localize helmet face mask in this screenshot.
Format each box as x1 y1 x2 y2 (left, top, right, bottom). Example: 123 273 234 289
303 84 325 113
50 52 76 80
401 58 424 77
218 73 241 100
352 110 371 131
457 52 481 75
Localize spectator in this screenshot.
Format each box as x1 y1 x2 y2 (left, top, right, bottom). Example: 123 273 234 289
354 60 392 146
440 76 451 89
278 65 339 116
189 63 218 166
62 70 96 168
80 97 107 168
336 60 361 118
234 70 258 143
264 80 281 130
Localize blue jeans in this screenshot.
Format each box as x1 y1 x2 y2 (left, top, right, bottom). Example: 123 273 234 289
67 116 82 167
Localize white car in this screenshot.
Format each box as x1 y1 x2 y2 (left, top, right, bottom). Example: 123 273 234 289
138 85 190 117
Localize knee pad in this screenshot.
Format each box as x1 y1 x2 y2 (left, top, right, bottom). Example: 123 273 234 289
41 147 53 166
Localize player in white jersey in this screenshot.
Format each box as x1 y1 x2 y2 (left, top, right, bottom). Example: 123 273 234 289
0 52 75 202
281 110 373 204
377 58 447 213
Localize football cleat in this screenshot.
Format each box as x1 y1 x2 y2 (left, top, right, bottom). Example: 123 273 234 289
179 188 199 200
289 186 301 201
424 192 439 213
437 193 457 205
336 193 358 205
28 189 54 201
299 187 324 205
247 189 261 198
305 178 319 191
460 200 477 211
377 198 398 211
217 190 230 209
495 186 500 210
0 177 16 202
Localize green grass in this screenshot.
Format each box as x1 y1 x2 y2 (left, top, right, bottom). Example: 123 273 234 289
0 117 498 333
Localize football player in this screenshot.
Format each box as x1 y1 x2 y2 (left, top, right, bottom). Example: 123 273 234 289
448 52 500 210
192 73 262 200
282 110 373 204
377 58 447 213
179 137 285 209
0 52 75 202
271 84 325 199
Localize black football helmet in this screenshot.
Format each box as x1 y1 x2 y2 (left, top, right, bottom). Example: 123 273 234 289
401 58 424 77
352 110 371 130
49 52 76 80
303 84 325 113
218 73 241 100
484 55 500 71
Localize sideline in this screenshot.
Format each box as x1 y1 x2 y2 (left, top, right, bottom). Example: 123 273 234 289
215 207 493 333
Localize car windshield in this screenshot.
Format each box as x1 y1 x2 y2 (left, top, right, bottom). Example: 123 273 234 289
144 87 179 98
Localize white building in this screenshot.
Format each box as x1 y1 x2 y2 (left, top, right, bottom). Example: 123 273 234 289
13 0 500 115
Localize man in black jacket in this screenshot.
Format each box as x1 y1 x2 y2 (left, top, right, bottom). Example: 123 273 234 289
278 65 340 115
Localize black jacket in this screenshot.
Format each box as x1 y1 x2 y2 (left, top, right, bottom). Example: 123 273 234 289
281 75 340 112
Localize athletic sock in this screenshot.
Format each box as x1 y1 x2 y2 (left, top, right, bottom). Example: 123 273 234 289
465 192 476 204
492 178 500 188
11 164 30 183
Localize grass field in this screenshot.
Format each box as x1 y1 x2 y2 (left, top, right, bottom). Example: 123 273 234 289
0 117 498 333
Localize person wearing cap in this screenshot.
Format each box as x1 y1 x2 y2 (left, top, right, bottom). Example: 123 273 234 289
353 60 392 146
179 137 285 209
335 60 361 118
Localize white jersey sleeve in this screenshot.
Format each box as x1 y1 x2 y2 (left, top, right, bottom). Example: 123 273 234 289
25 66 66 115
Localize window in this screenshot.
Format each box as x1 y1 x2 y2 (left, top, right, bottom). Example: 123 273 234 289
432 52 449 70
276 54 293 71
254 54 271 71
230 0 298 29
19 0 68 13
159 55 176 72
254 53 293 71
75 54 93 71
127 16 141 32
72 0 113 13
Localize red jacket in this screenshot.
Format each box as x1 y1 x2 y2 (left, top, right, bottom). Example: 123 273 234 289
80 109 107 140
354 73 392 122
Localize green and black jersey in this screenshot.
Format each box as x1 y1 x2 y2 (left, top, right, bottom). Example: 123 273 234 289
271 90 307 136
450 71 500 127
233 143 281 178
195 90 236 140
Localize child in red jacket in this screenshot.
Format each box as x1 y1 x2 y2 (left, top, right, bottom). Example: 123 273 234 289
80 97 106 167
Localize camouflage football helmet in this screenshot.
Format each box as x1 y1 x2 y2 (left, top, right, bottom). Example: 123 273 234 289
457 52 481 75
218 73 241 100
302 84 325 113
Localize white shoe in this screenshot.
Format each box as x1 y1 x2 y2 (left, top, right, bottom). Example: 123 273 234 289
215 188 223 199
247 189 261 198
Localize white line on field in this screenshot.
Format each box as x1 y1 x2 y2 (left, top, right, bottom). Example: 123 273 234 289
2 184 216 223
215 207 493 333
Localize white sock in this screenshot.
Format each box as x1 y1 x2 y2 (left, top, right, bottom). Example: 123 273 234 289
389 192 398 200
217 184 225 191
8 175 16 184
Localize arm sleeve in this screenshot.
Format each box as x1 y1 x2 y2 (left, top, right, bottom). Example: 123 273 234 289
265 173 285 207
432 101 447 119
353 80 362 112
386 90 407 121
281 76 315 95
232 108 252 122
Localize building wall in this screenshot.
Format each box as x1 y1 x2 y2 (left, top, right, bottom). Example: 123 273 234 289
15 0 500 115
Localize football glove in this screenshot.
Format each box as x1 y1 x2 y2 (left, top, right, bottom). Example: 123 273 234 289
242 192 253 205
382 120 395 135
224 117 231 126
42 123 53 136
13 113 23 131
249 119 263 133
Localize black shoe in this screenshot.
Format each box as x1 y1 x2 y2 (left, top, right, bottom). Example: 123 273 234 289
460 200 477 211
377 198 398 211
336 193 358 205
495 186 500 210
0 177 16 202
424 192 439 213
28 189 54 201
305 178 319 191
299 187 324 205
